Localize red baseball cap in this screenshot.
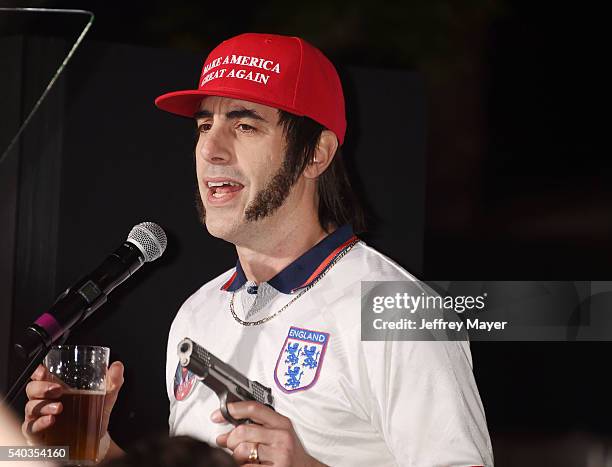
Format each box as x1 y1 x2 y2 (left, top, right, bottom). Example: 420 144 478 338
155 33 346 145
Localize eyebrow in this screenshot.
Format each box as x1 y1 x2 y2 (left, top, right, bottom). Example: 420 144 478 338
193 108 268 123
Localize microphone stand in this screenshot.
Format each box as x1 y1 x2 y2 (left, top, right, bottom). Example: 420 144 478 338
2 332 69 407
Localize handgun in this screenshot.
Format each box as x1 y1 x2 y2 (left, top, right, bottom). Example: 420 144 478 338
177 337 275 425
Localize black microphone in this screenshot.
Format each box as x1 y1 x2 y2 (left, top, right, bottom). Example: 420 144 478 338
14 222 167 359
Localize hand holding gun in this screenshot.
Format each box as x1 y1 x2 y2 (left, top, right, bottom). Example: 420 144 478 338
177 337 274 425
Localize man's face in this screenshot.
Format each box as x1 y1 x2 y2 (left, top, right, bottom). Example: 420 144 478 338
194 96 297 243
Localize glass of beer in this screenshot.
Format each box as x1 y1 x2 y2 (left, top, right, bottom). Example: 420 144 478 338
43 345 109 466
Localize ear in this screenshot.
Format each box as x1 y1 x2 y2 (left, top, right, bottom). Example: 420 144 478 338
303 130 339 179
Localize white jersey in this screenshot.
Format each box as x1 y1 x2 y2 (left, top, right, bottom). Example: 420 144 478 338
166 226 493 466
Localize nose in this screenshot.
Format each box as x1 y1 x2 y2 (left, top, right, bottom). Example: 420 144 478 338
198 126 232 165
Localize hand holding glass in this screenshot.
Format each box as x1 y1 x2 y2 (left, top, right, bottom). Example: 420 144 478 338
42 345 109 465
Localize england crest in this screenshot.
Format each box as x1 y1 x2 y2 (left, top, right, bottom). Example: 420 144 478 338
274 326 330 393
174 362 197 401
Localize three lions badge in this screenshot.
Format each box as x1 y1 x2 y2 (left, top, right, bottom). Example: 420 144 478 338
274 326 329 393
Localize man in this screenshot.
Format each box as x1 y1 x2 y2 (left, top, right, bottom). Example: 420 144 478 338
22 33 493 466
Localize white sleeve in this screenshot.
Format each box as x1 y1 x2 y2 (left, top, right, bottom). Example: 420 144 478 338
361 339 494 467
166 303 188 436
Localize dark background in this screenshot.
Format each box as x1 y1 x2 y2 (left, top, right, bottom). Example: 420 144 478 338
1 1 610 466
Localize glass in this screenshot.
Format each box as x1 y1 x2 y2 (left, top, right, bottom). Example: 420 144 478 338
42 345 109 466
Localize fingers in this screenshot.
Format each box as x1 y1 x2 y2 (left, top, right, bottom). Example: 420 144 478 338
106 361 125 394
25 381 62 401
23 381 63 444
211 401 290 429
216 430 229 448
104 361 125 409
24 400 62 419
31 364 50 381
26 365 63 402
221 423 277 451
232 441 273 465
21 414 55 439
101 361 125 434
23 366 64 445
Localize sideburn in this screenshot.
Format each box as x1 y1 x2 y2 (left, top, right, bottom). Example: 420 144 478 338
243 155 297 222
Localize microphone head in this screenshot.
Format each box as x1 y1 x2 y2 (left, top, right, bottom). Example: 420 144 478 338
127 222 167 262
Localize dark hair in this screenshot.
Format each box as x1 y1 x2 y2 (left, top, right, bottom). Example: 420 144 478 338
277 111 366 233
100 435 236 467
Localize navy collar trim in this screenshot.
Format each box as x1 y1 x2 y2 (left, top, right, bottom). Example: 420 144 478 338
221 225 357 294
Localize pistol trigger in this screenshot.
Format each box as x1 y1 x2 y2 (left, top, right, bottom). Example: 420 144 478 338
219 390 244 425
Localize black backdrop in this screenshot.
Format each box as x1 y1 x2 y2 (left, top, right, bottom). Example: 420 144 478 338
1 37 426 445
2 4 612 465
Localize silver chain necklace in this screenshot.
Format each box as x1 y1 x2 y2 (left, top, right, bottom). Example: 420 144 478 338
229 239 359 326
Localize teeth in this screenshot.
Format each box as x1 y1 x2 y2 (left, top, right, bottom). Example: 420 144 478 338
212 192 227 198
207 181 241 188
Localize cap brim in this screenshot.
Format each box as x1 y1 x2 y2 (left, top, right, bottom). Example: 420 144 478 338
154 90 211 118
155 89 309 120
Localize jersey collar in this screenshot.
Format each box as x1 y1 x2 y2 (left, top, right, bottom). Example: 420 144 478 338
221 224 358 294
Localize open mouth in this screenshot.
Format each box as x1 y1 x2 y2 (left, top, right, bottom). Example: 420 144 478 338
206 180 245 203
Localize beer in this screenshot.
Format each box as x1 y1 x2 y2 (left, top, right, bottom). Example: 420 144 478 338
43 389 106 465
44 345 109 465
